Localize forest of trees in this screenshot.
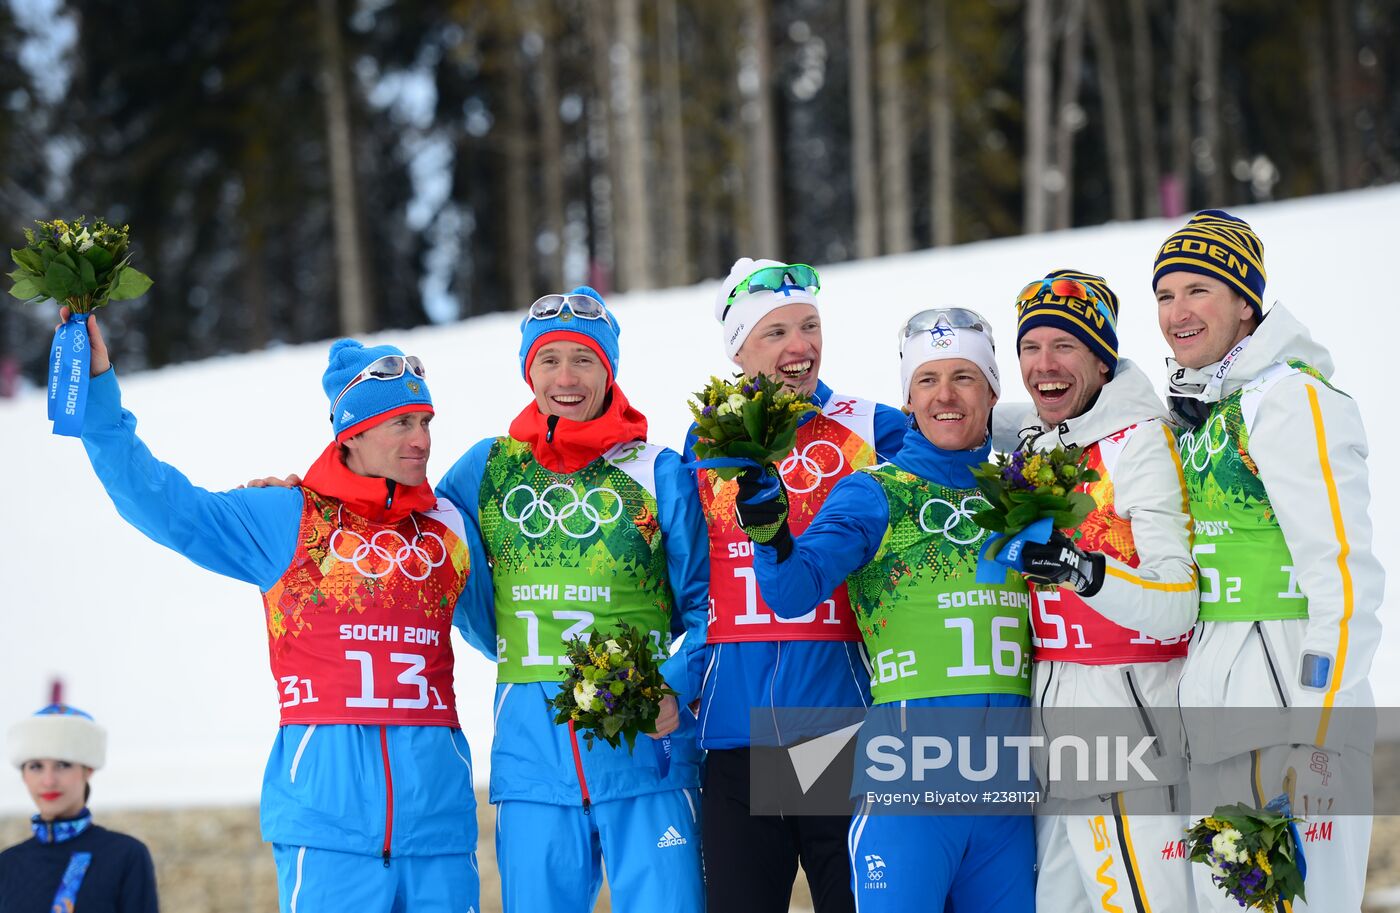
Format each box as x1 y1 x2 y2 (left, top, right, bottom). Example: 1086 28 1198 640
1 0 1396 388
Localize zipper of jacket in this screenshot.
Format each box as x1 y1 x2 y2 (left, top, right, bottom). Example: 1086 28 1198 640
379 725 394 865
1254 621 1290 708
567 720 593 814
1122 668 1163 758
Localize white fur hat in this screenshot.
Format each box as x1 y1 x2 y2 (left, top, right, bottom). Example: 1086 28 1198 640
899 321 1000 404
7 704 107 769
714 258 820 361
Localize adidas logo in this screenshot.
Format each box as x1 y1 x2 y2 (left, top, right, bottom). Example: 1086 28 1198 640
656 825 687 848
340 409 355 422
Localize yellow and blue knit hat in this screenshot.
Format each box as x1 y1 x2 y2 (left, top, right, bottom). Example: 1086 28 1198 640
1152 209 1266 318
1014 268 1120 372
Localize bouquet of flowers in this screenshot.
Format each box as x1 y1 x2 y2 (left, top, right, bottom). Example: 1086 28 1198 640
8 217 153 437
969 445 1100 581
8 217 152 312
688 373 817 480
1186 799 1307 910
550 622 676 753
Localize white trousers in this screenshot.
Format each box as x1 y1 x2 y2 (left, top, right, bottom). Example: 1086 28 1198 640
1188 747 1371 913
1036 788 1194 913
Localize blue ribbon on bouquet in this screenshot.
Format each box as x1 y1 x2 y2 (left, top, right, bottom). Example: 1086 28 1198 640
1265 792 1307 881
975 516 1054 584
46 312 91 437
682 455 783 503
653 734 672 778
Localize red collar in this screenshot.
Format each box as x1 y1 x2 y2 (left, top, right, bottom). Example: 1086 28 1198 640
508 386 649 473
301 442 438 523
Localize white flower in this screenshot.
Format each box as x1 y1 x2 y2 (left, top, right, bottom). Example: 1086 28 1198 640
727 393 747 412
603 639 623 655
716 403 732 416
573 680 599 710
1211 828 1247 864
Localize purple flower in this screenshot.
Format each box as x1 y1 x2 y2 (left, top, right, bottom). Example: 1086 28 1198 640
702 405 714 416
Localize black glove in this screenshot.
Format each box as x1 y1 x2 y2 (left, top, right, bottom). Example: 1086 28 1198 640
733 465 793 562
1018 530 1104 596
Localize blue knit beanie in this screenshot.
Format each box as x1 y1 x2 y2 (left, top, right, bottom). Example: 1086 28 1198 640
1015 268 1120 373
322 339 434 442
1153 209 1267 318
518 286 621 384
7 704 107 769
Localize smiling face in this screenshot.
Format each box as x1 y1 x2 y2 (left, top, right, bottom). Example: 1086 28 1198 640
1155 272 1258 368
734 303 822 398
21 758 90 821
907 358 998 450
1018 326 1111 426
342 411 432 487
529 341 610 422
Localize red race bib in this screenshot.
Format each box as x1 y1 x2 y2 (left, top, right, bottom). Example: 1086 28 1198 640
262 491 470 726
1031 427 1189 664
698 396 876 643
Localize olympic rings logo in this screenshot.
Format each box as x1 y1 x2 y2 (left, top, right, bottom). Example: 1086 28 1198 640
329 528 448 581
502 483 624 539
1177 412 1228 473
918 495 992 545
778 440 846 494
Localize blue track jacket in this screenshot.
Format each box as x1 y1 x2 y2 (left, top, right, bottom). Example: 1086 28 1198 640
78 369 488 858
437 436 711 806
682 381 906 749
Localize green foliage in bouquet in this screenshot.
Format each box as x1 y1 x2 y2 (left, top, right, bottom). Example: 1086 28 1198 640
969 445 1100 538
550 622 677 753
8 217 153 312
1187 805 1306 909
688 373 818 480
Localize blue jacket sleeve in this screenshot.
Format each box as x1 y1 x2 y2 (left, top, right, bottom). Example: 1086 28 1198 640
873 404 908 463
654 447 711 707
79 369 302 591
435 437 500 662
753 472 888 617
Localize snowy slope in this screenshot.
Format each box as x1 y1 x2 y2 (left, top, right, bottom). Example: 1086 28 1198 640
2 187 1396 813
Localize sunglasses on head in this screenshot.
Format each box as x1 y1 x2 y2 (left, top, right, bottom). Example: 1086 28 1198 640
1016 277 1117 329
898 307 996 347
527 294 616 329
331 354 426 417
722 263 821 319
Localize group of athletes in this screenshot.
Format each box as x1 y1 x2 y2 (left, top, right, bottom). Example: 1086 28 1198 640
59 206 1381 913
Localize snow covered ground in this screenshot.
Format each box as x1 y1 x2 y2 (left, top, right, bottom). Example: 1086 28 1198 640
1 186 1396 813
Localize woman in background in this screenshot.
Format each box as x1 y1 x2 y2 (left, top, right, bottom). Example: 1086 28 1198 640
0 702 158 913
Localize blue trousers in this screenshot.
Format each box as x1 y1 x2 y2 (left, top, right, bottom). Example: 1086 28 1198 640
271 844 479 913
847 802 1035 912
495 788 704 913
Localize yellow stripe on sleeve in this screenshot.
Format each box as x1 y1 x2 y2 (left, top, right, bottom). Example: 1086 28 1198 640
1306 383 1355 746
1104 565 1198 592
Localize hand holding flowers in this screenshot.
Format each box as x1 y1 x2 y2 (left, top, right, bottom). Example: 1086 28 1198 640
688 373 817 480
1187 799 1306 910
969 445 1100 583
550 622 677 753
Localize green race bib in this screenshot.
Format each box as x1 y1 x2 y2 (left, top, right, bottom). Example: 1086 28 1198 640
848 466 1032 703
479 438 673 683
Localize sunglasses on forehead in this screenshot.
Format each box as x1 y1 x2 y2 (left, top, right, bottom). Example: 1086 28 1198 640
1016 277 1117 329
898 307 996 346
527 293 617 329
722 263 821 319
331 354 426 417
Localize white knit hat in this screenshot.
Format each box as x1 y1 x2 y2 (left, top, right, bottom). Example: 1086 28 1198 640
7 704 107 769
715 258 820 361
899 320 1000 404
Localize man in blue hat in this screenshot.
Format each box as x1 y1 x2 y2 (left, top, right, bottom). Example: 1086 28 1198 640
437 287 710 913
58 306 490 913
